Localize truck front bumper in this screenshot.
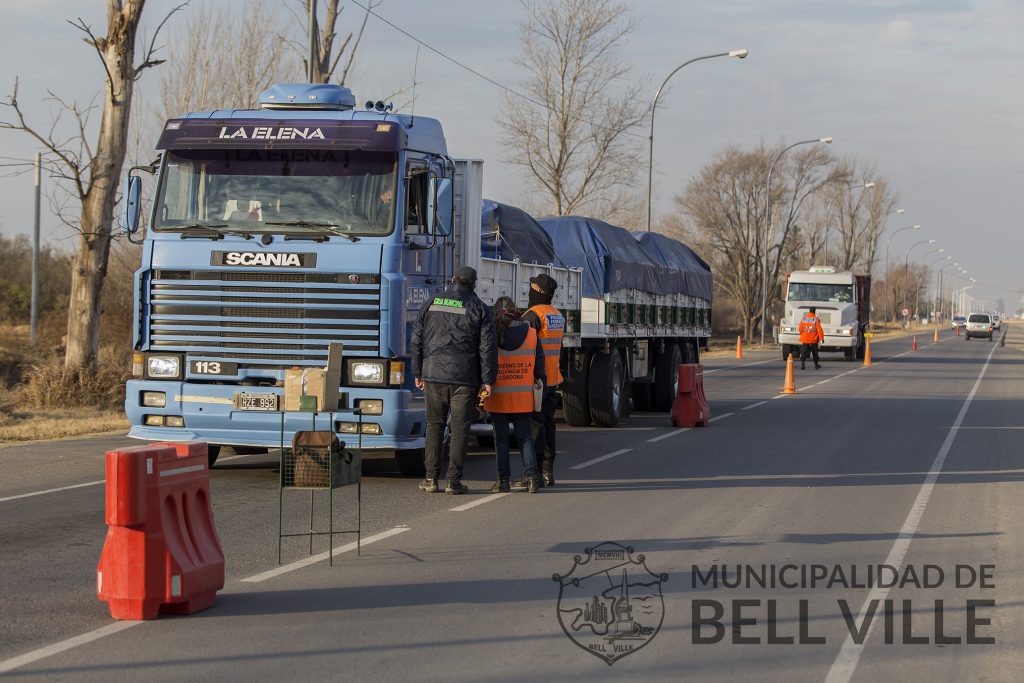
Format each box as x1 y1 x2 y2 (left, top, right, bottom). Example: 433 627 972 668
125 380 425 451
779 333 856 350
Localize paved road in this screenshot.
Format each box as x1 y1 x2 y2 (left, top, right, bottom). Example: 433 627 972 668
1 329 1021 681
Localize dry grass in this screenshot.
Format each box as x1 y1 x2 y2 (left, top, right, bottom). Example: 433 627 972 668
0 406 129 445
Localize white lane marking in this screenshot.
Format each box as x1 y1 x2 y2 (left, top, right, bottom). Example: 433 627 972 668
0 480 104 504
708 412 734 423
702 358 776 374
570 448 632 470
450 493 510 512
242 526 410 583
824 342 997 683
742 401 767 411
646 429 690 443
0 622 140 674
815 379 832 385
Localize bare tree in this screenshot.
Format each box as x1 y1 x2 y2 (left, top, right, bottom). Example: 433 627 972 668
156 1 297 118
497 0 648 217
675 142 838 340
1 0 184 372
281 0 377 86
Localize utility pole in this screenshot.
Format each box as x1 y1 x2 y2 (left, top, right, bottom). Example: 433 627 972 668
307 0 318 82
30 152 41 345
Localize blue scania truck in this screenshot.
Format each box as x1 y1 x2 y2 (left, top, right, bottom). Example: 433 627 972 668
121 83 580 473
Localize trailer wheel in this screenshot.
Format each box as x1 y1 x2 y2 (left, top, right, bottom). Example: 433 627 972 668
782 343 796 361
561 353 592 427
682 340 699 365
844 346 855 361
619 351 631 420
207 445 221 469
652 343 681 412
589 351 623 428
395 448 426 477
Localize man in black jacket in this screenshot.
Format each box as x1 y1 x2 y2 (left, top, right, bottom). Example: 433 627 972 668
410 266 497 494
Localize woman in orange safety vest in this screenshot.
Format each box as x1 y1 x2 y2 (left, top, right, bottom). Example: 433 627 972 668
798 306 825 370
483 297 546 493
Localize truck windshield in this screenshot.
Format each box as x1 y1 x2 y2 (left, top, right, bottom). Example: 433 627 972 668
788 283 854 303
153 149 397 236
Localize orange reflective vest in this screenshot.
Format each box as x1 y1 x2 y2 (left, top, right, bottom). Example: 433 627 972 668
799 313 824 344
484 327 538 414
527 303 564 385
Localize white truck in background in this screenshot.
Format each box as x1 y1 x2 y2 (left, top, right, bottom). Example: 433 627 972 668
778 267 871 362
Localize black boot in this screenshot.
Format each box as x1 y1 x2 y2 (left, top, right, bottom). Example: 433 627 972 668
491 478 510 493
446 480 469 495
541 461 555 487
527 476 541 493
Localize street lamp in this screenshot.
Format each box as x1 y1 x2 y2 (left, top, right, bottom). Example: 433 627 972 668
883 224 920 325
760 136 833 345
646 48 748 232
902 239 935 321
822 181 875 265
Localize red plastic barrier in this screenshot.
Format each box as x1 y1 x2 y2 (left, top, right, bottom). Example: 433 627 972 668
97 442 224 620
670 364 710 428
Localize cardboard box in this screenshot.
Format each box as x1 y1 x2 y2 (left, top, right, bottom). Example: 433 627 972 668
283 343 343 412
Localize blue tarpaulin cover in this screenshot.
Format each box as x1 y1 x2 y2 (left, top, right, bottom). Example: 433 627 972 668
537 216 659 298
631 231 713 301
479 199 557 264
537 215 711 299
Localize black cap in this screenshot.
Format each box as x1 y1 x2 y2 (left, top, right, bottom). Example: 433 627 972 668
808 306 816 313
530 273 558 294
453 266 477 284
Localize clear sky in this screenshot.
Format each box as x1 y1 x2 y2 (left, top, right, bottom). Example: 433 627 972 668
2 0 1021 311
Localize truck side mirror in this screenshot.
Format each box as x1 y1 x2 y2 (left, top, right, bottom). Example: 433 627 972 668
774 283 783 300
122 174 142 236
427 177 453 237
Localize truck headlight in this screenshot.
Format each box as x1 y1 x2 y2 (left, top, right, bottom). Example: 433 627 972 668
347 359 386 386
141 391 166 407
782 325 795 333
356 399 384 415
146 355 182 379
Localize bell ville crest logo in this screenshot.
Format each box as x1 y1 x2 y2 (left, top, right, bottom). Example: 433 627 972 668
553 542 668 665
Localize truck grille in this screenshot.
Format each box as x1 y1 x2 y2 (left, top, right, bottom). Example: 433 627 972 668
148 269 380 367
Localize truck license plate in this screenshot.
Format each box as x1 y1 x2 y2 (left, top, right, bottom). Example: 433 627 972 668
234 393 279 411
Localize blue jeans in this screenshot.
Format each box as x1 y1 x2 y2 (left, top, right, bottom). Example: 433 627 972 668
492 413 538 480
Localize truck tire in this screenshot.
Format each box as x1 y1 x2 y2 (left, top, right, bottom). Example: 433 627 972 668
652 343 681 412
856 335 866 360
844 347 855 361
782 343 796 361
207 445 221 468
682 340 699 365
589 350 623 428
561 353 592 427
619 351 632 420
395 448 426 477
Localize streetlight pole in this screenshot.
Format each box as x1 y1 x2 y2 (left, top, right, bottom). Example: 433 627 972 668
646 48 748 232
760 136 833 345
929 255 951 321
903 239 935 322
883 224 920 326
822 181 874 266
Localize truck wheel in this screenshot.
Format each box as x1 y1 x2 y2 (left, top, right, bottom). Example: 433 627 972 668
395 448 426 477
652 343 682 412
782 344 795 361
589 350 623 428
856 336 866 360
207 445 221 469
561 353 592 427
619 351 632 420
844 347 855 361
682 341 699 365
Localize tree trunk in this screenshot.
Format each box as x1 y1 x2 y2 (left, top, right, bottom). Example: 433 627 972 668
64 0 144 371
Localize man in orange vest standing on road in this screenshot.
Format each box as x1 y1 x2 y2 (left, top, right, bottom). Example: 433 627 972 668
799 306 825 370
523 274 564 487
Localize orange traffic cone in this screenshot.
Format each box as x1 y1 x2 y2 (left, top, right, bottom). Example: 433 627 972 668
912 336 918 351
783 353 797 394
736 336 743 359
933 329 939 344
863 337 872 366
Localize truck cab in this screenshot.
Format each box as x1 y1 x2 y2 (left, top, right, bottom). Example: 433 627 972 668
777 267 870 362
122 83 456 472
